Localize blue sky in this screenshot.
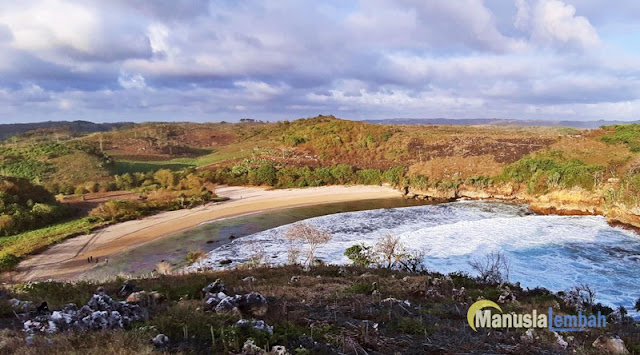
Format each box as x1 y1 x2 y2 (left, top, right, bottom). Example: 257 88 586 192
0 0 639 123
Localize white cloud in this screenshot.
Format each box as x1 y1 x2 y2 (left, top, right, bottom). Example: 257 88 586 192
234 80 287 101
0 0 638 123
517 0 601 49
118 72 147 90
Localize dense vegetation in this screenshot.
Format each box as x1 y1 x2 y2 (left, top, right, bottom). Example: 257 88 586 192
0 141 112 193
600 123 640 152
0 176 72 237
499 154 605 194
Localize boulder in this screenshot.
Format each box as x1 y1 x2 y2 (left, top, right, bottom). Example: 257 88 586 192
203 291 228 311
202 279 226 294
238 292 268 317
215 297 240 315
592 336 629 354
24 292 149 334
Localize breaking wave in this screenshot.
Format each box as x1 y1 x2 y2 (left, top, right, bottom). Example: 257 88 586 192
190 200 640 310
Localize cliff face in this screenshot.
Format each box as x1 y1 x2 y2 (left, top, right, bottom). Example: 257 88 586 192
404 182 640 231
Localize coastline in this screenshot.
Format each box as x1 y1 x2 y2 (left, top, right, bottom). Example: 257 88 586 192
403 182 640 232
10 185 402 282
9 182 640 283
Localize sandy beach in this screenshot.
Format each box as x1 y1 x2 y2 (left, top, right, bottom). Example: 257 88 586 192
11 185 402 282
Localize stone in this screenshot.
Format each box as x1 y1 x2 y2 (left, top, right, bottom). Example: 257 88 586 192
592 335 629 354
271 345 289 355
152 333 169 346
243 276 257 282
215 297 240 315
23 291 148 334
236 319 273 334
202 279 226 294
238 292 269 317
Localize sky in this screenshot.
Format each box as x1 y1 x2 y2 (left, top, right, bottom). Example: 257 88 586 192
1 0 640 123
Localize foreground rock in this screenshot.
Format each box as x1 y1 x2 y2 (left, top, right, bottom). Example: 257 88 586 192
202 280 268 318
23 290 152 333
592 335 630 354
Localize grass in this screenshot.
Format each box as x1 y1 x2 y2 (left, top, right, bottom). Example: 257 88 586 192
0 218 105 268
112 160 195 174
112 146 255 174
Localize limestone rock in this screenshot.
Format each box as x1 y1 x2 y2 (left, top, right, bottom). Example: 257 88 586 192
592 335 629 354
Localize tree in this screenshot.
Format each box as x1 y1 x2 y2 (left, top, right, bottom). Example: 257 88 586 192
255 162 276 186
374 234 405 268
284 223 332 267
468 251 510 284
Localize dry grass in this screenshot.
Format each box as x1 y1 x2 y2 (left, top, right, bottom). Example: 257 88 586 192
409 155 503 180
545 136 633 168
1 265 636 354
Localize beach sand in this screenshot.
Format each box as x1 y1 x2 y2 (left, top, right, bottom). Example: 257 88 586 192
11 185 401 282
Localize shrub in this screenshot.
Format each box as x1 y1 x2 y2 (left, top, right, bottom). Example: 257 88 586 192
382 166 407 186
356 169 382 185
284 223 332 267
89 200 143 222
409 174 429 189
468 251 510 284
186 250 206 264
501 157 604 192
254 162 276 186
600 123 640 152
330 164 355 184
74 185 87 195
0 254 20 272
344 244 374 266
154 169 177 189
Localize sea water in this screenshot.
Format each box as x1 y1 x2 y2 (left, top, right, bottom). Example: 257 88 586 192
191 200 640 313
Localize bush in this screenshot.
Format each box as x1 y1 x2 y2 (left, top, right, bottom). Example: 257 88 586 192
74 185 87 195
344 244 374 266
501 157 604 192
383 166 407 186
600 123 640 152
468 251 510 284
330 164 355 184
89 200 143 222
284 223 332 267
356 169 382 185
0 254 20 272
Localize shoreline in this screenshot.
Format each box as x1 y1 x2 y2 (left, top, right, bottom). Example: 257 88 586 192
9 185 402 282
404 183 640 233
9 182 640 283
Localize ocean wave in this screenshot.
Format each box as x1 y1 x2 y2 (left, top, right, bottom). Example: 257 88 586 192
189 201 640 311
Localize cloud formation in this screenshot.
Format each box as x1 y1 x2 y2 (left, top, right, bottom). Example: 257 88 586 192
0 0 639 122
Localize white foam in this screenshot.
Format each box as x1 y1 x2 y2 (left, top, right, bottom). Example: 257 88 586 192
189 201 640 312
